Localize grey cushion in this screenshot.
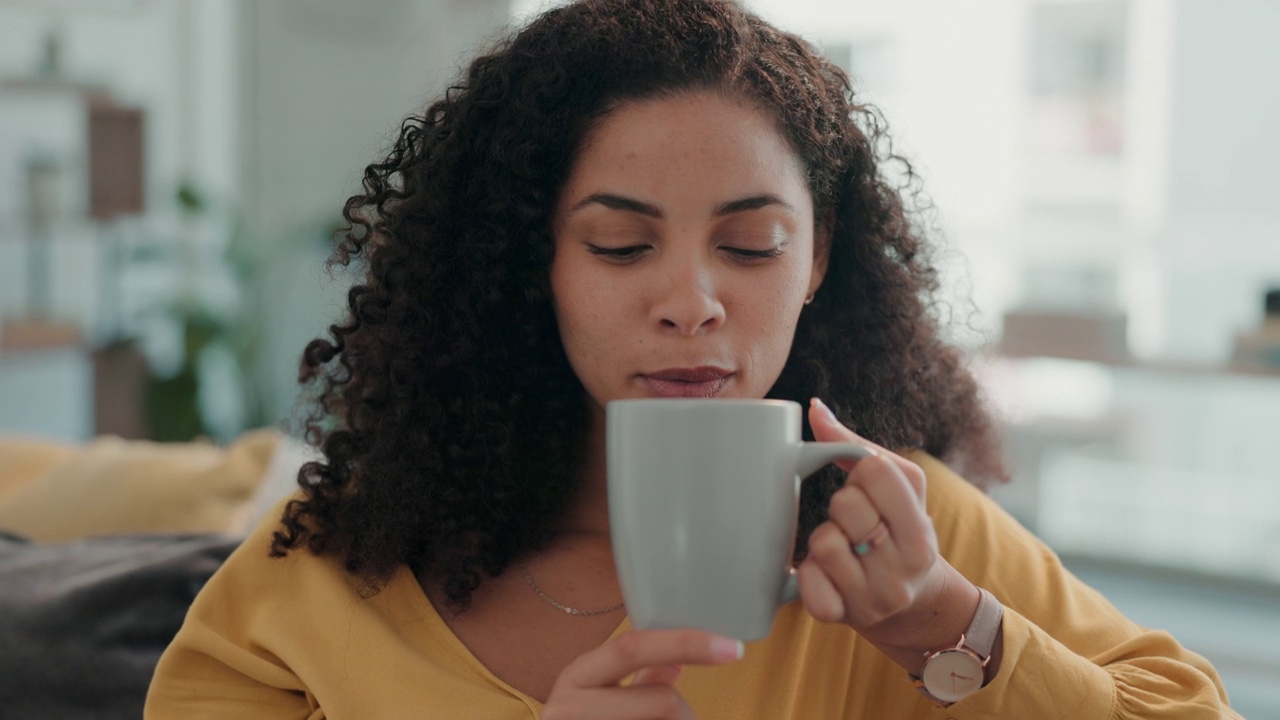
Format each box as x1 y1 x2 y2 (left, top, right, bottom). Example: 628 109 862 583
0 532 238 720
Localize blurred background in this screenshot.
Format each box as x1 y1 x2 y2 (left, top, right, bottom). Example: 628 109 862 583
0 0 1276 714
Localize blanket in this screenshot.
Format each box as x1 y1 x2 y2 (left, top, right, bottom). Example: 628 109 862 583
0 532 238 720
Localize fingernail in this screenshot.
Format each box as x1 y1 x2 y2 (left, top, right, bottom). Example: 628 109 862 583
811 397 838 424
710 637 744 661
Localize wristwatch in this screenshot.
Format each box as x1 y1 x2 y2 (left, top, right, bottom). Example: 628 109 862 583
911 587 1003 705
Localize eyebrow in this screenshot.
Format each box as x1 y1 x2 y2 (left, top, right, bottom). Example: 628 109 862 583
568 192 796 219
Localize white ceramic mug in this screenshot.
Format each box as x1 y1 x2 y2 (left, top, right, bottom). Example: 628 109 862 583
607 399 871 641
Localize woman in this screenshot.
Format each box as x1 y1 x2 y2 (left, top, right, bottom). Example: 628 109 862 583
146 1 1238 717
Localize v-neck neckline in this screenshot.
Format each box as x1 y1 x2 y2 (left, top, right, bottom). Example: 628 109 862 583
398 564 633 711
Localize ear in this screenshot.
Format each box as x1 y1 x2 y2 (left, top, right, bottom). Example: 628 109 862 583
808 213 833 298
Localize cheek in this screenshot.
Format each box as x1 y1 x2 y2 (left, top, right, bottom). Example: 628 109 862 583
740 267 808 359
753 259 810 317
561 305 609 352
553 268 620 357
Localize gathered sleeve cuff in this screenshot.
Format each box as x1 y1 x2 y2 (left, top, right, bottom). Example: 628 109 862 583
911 453 1241 719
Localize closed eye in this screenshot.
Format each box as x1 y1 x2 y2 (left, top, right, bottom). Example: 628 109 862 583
586 244 651 261
723 246 785 262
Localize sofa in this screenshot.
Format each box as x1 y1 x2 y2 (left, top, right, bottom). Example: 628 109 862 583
0 429 317 720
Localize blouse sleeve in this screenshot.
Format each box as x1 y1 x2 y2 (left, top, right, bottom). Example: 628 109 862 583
912 453 1243 719
144 516 321 720
145 620 320 720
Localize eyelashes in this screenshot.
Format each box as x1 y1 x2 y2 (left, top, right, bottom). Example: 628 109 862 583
726 246 785 260
585 244 786 263
586 244 648 259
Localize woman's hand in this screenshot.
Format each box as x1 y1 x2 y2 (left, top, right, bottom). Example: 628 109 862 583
796 398 981 676
541 628 743 720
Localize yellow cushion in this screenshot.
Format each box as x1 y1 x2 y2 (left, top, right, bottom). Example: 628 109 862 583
0 436 79 505
0 429 280 541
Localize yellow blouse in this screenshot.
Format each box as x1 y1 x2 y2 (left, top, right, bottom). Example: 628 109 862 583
146 454 1239 719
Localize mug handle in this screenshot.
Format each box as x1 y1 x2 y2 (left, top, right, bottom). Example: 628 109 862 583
780 441 874 604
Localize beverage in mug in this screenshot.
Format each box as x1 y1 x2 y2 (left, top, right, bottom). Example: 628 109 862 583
607 399 871 640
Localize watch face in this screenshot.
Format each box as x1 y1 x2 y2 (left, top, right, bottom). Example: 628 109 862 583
921 649 985 703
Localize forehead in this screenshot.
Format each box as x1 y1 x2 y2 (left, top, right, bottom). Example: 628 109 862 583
558 90 810 210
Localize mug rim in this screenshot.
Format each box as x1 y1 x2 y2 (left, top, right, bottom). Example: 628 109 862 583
606 398 798 409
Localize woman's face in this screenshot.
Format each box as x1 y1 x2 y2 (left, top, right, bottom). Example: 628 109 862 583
550 90 828 412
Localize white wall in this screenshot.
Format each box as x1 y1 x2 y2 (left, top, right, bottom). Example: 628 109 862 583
1167 0 1280 218
240 0 516 421
241 0 514 240
1156 0 1280 361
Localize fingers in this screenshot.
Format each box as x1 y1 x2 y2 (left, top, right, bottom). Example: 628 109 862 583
632 664 683 687
854 455 935 558
796 527 849 623
799 398 948 636
567 630 742 689
820 448 928 559
808 398 926 497
822 452 926 554
808 397 932 556
546 631 738 720
826 483 881 541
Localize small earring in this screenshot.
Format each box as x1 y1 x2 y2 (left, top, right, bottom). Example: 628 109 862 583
804 292 815 306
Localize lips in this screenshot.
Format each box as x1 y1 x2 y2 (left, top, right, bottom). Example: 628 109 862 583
640 366 734 398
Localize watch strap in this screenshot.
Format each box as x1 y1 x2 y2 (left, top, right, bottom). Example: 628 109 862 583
963 587 1002 659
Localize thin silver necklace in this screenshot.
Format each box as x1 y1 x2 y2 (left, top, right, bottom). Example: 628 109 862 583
518 563 625 616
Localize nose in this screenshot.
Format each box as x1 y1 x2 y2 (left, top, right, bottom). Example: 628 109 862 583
649 256 726 336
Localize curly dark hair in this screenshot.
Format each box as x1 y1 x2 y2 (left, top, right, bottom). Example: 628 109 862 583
271 0 1008 609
